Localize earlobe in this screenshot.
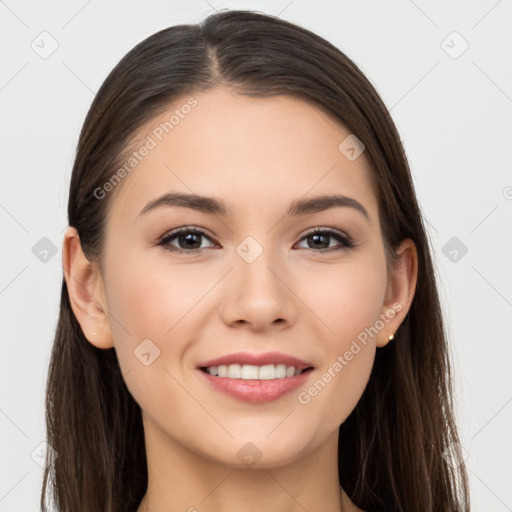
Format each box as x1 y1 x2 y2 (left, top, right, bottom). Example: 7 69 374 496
62 226 114 349
377 238 418 348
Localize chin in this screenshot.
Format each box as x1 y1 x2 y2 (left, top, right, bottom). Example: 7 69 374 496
197 428 318 469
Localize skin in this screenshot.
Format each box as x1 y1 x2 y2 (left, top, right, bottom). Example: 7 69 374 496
63 86 418 512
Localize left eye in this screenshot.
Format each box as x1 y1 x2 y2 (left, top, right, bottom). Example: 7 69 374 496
158 227 354 254
295 229 354 251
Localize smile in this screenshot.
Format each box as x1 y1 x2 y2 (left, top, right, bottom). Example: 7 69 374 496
201 363 311 379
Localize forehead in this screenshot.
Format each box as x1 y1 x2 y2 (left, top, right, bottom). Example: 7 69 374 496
106 87 377 227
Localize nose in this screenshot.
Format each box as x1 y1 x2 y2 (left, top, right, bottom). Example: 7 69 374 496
220 248 297 332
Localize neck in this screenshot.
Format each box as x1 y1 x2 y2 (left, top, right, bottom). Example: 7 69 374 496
136 418 360 512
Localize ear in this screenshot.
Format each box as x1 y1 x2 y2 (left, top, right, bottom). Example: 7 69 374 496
376 238 418 348
62 226 114 349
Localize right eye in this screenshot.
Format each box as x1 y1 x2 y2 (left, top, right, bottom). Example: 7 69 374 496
157 227 218 254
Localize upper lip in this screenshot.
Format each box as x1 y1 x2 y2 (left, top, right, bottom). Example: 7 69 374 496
198 351 314 371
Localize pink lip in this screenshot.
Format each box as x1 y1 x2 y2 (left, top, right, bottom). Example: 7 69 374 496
197 368 314 403
198 351 313 371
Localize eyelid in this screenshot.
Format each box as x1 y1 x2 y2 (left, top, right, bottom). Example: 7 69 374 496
160 225 214 240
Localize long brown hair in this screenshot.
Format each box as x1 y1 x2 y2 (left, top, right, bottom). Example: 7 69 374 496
41 9 470 511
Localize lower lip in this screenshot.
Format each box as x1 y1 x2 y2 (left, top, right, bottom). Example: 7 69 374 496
197 368 313 403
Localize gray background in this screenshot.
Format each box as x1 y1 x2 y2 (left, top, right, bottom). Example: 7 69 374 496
1 0 511 510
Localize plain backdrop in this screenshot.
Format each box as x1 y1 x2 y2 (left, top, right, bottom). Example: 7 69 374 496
1 1 511 510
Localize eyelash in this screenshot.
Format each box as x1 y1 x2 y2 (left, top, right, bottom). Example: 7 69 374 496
157 226 355 255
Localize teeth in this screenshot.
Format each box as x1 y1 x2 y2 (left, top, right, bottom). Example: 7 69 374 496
241 364 259 379
275 364 286 378
205 363 307 379
258 364 275 380
228 364 242 378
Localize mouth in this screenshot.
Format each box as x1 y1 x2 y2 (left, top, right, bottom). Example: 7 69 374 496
196 351 315 403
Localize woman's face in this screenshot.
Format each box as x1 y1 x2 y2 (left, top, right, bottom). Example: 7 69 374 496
84 87 412 468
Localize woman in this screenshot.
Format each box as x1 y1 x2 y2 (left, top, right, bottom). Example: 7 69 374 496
41 9 470 512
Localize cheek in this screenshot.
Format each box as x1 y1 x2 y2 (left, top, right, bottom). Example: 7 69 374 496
294 258 385 425
299 344 376 433
105 255 213 390
298 255 387 343
108 252 211 342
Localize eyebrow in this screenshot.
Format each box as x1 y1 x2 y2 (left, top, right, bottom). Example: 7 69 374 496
137 192 370 221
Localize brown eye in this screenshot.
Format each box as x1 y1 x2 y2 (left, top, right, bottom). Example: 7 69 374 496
158 227 217 254
157 226 354 255
296 229 354 252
